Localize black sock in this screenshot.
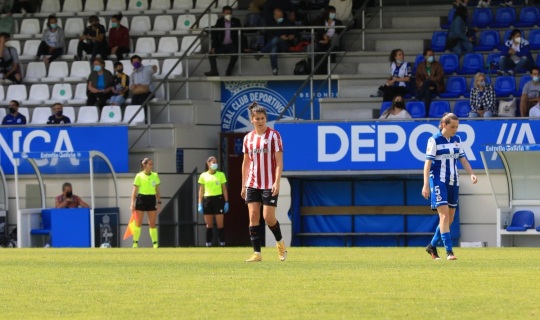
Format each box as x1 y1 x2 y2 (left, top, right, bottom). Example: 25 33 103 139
268 220 283 242
206 228 213 244
249 226 261 253
218 228 225 243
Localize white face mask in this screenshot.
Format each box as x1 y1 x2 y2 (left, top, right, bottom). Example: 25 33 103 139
210 163 218 170
224 14 232 21
514 37 521 44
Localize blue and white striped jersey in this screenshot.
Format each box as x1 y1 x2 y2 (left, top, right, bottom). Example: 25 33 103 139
425 131 465 186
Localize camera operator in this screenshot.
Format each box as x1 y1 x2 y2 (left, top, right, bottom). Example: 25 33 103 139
55 182 90 208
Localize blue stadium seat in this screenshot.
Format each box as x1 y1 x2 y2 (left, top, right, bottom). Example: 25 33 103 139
529 29 540 50
483 52 502 74
474 30 500 51
506 210 534 232
439 53 459 74
515 75 532 96
536 52 540 67
439 76 467 98
453 100 471 117
464 76 491 98
494 75 516 97
431 31 447 52
428 100 451 118
490 7 516 28
514 7 538 28
472 8 493 28
458 53 484 75
441 8 456 29
412 54 425 75
380 101 392 116
406 101 426 118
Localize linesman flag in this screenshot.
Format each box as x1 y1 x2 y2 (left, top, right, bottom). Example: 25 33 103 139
123 210 137 240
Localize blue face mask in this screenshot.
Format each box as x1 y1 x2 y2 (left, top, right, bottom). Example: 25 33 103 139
534 76 540 82
50 23 58 29
329 13 336 20
111 22 118 28
427 56 434 63
277 17 284 23
94 65 102 72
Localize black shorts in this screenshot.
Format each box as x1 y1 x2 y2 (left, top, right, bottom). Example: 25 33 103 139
135 194 157 211
245 188 278 207
203 195 225 215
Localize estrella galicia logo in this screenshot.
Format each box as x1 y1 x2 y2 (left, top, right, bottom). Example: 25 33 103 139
221 81 294 132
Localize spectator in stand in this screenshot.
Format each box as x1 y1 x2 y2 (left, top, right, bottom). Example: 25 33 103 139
415 48 445 113
108 13 130 62
452 0 469 7
0 32 22 83
255 8 296 76
109 61 129 107
87 58 114 110
379 95 412 119
2 100 26 125
204 5 242 77
469 72 496 118
519 67 540 117
498 29 533 76
76 15 107 62
529 103 540 117
36 15 64 64
10 0 38 13
262 0 293 25
130 55 158 116
477 0 491 7
500 0 512 7
47 103 71 124
316 6 343 56
379 49 412 102
329 0 353 25
447 5 473 57
55 182 90 208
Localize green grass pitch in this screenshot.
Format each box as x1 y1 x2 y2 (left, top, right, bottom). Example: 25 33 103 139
1 247 539 319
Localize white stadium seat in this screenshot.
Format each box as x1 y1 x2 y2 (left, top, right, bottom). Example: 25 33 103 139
77 106 99 123
156 59 183 79
27 84 51 104
20 40 41 60
64 18 85 37
180 36 201 55
105 60 114 74
68 83 88 105
134 37 156 57
31 107 52 124
47 83 73 104
100 105 122 123
105 0 127 12
194 0 216 10
66 61 91 82
198 14 218 28
63 106 76 122
127 0 149 13
148 15 174 36
6 40 21 55
130 16 152 36
43 61 69 83
62 0 83 13
172 0 193 10
83 0 104 13
6 85 28 102
39 0 61 14
24 62 47 83
123 105 145 125
171 14 196 35
18 107 30 122
14 19 40 39
147 0 171 13
120 60 134 77
154 37 179 57
0 108 6 120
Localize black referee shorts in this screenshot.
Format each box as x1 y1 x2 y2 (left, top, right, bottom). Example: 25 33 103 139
245 187 278 207
203 195 225 215
135 194 157 211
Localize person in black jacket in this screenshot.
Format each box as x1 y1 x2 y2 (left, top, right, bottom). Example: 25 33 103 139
204 6 242 77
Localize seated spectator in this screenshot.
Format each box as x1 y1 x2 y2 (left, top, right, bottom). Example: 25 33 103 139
262 0 293 26
446 5 473 57
500 0 512 6
47 103 71 124
379 49 412 102
255 8 296 75
452 0 469 7
469 72 496 118
498 29 533 76
329 0 353 24
519 67 540 117
316 6 343 55
108 13 130 62
477 0 490 7
379 96 411 119
87 58 114 109
130 55 157 112
204 5 242 77
109 61 130 106
0 32 22 83
55 182 90 208
10 0 38 13
76 15 107 62
37 15 65 64
2 100 26 125
415 48 445 112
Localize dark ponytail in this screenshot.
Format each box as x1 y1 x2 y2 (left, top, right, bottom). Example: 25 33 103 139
247 102 267 119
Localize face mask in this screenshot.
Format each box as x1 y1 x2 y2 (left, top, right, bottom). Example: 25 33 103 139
210 163 218 170
534 76 540 82
94 65 102 72
132 62 142 69
329 13 336 20
394 102 404 108
514 37 521 43
50 23 57 29
66 191 72 198
427 56 434 63
479 81 486 87
277 17 284 23
56 110 63 117
9 107 16 114
117 69 123 74
111 22 118 28
224 14 231 21
396 59 403 64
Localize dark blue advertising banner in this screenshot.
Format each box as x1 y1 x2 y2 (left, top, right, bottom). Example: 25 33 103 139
220 80 338 132
275 119 540 171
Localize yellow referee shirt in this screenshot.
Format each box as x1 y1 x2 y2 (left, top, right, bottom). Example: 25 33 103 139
198 171 227 197
133 171 160 195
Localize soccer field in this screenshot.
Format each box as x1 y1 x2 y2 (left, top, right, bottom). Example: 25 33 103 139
0 247 538 319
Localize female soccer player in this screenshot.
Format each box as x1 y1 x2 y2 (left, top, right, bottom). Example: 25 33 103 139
130 158 161 248
241 102 286 262
422 113 477 260
198 156 229 247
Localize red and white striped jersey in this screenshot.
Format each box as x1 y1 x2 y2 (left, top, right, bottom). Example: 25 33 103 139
243 127 284 189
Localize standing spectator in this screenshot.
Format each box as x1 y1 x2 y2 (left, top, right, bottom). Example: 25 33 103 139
379 96 411 119
447 5 473 57
255 8 296 76
415 48 445 113
204 6 242 77
108 13 130 62
2 100 26 125
519 67 540 117
55 182 90 208
498 29 533 76
37 15 64 64
47 103 71 124
0 32 22 83
87 58 114 109
198 156 229 247
76 15 107 62
469 72 496 118
379 49 412 102
109 61 130 107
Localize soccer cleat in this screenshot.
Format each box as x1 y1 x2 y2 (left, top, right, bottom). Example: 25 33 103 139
153 242 158 249
447 251 457 260
245 253 262 262
132 241 138 248
276 240 288 261
425 244 441 260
